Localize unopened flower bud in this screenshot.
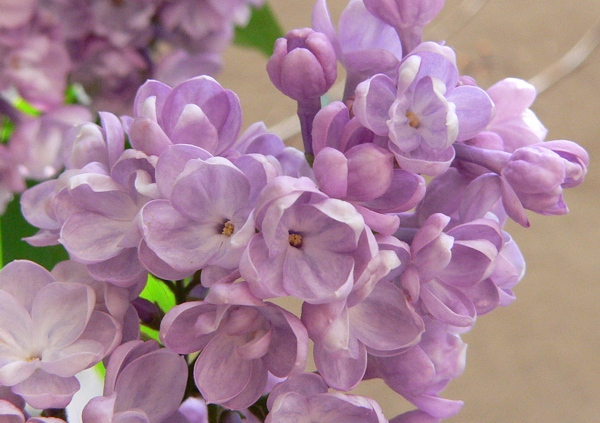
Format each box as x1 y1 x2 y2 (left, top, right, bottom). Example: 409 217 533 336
267 28 337 103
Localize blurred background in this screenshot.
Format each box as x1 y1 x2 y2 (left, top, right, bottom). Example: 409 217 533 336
220 1 600 421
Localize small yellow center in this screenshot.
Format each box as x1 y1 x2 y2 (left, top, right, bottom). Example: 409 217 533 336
406 110 420 128
288 233 303 248
222 221 235 237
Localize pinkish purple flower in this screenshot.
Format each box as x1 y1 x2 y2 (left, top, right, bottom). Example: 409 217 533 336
367 319 465 420
0 260 121 409
160 283 308 410
240 176 371 304
363 0 445 54
453 140 589 227
311 101 425 234
302 279 424 390
354 42 493 175
266 373 388 423
82 340 188 423
398 213 503 328
484 78 548 152
140 155 258 277
128 76 242 157
312 0 402 96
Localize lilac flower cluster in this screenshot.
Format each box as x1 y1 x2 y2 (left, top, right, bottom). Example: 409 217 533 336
0 0 590 422
0 0 264 213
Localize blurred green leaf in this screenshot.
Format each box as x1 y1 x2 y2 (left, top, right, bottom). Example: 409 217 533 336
233 4 284 57
13 97 41 117
140 274 176 313
1 193 69 270
0 116 14 144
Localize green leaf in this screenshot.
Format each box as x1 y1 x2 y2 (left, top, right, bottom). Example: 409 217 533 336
0 116 14 144
95 361 106 379
140 325 161 343
140 274 176 313
1 193 69 270
233 4 284 57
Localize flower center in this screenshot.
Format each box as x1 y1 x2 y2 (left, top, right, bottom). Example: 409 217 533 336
221 221 235 237
406 110 420 128
288 232 303 248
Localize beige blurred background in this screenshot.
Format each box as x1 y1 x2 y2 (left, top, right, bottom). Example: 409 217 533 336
219 1 600 421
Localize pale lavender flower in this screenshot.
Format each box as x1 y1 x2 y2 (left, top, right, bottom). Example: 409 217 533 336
312 0 402 97
453 140 589 227
266 373 388 423
0 260 121 409
128 76 242 157
398 213 503 328
51 260 141 342
484 78 548 152
140 154 259 277
354 42 493 175
160 282 308 410
82 340 188 423
363 0 445 54
240 176 371 304
302 279 424 390
311 101 426 235
367 319 466 420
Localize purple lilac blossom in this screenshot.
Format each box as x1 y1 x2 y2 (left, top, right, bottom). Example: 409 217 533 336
302 279 424 390
354 42 493 175
265 373 389 423
312 0 403 98
0 260 121 409
239 175 370 304
453 140 589 227
366 319 466 420
362 0 445 54
160 282 308 410
128 76 242 157
396 213 503 329
311 101 426 234
140 154 259 277
82 340 188 423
